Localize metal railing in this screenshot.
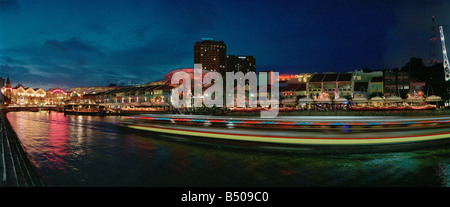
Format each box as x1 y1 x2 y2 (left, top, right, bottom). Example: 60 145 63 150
0 110 45 187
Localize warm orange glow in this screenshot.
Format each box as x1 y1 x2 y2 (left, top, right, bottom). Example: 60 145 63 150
51 88 67 95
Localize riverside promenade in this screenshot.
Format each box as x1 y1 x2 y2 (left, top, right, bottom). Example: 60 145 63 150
0 110 45 187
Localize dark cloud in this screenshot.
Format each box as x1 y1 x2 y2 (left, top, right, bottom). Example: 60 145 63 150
44 37 97 52
0 0 19 13
128 24 151 42
1 55 24 64
3 0 449 90
1 36 179 90
83 22 109 34
111 24 152 45
0 64 29 74
73 58 85 66
160 0 217 33
44 40 68 51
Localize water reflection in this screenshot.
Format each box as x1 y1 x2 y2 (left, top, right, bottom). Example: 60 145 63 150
46 112 69 170
6 111 450 187
438 162 450 187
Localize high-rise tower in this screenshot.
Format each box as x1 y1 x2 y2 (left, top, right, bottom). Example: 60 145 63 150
194 38 227 73
429 16 440 65
226 55 256 73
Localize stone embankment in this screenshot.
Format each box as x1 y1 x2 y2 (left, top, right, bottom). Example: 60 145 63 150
0 110 45 187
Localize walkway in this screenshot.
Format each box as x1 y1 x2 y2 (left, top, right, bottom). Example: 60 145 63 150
0 111 45 187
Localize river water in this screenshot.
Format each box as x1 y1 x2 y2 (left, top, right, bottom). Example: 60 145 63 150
6 111 450 187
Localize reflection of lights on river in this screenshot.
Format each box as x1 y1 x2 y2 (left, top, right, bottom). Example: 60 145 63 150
6 112 450 187
47 112 69 170
438 162 450 187
361 153 419 182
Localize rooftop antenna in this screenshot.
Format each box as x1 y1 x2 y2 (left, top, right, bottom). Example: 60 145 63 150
429 16 439 65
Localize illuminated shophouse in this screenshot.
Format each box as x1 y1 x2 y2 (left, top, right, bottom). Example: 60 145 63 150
45 88 69 105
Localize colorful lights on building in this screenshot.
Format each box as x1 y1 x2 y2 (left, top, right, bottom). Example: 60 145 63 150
51 88 67 95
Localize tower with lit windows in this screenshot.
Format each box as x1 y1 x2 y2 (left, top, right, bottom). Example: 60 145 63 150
194 38 227 73
226 55 256 73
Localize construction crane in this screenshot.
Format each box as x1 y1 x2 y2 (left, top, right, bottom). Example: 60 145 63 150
439 26 450 81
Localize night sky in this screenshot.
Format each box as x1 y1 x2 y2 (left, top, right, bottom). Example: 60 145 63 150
1 0 449 90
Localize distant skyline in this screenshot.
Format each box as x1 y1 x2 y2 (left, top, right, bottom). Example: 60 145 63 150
1 0 450 90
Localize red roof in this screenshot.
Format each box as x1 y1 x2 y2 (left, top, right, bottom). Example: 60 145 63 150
282 83 305 91
162 68 211 82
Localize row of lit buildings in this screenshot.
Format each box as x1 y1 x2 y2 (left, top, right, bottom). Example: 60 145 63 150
192 38 427 104
278 69 426 101
0 79 69 105
76 69 428 107
0 76 124 106
0 69 431 108
0 75 175 107
0 39 432 108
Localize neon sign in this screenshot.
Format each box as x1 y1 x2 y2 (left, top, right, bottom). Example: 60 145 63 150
51 88 67 95
278 74 311 82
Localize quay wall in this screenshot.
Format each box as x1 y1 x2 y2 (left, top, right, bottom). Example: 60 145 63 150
0 110 46 187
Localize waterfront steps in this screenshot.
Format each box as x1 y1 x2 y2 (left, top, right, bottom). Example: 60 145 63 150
0 111 45 187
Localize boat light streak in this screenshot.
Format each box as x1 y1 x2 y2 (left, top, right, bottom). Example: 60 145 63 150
125 116 450 126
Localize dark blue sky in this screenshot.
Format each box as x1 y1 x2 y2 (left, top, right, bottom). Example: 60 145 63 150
1 0 449 90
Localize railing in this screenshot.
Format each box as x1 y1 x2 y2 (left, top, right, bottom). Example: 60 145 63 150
0 110 45 187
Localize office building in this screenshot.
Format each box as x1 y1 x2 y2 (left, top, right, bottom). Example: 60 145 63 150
226 55 255 73
194 38 227 73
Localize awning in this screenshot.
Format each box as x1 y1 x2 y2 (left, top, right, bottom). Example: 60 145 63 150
153 102 169 106
370 96 384 102
333 98 348 103
282 99 297 105
352 97 368 102
138 102 152 106
425 95 442 102
316 98 332 103
385 96 402 103
406 98 424 102
298 97 314 103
